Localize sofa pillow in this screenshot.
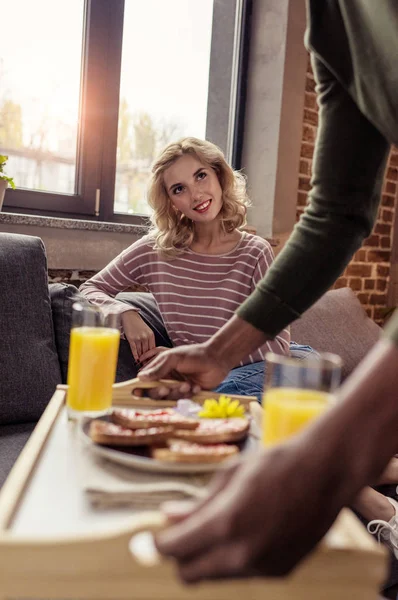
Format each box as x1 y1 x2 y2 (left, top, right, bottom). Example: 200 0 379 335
0 234 61 424
116 292 172 347
49 286 172 383
290 287 381 379
113 292 173 382
49 283 80 383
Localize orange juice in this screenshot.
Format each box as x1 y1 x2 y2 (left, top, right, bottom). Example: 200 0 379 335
67 326 120 415
262 387 331 446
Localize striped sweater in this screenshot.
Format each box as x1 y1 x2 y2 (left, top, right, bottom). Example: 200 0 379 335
79 232 290 366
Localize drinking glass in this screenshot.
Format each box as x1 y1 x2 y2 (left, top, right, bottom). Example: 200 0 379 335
262 352 342 446
66 302 120 419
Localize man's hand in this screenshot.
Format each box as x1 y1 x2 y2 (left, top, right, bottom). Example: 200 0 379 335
121 310 155 363
138 342 230 390
155 440 342 582
377 456 398 485
139 315 268 389
134 345 203 400
138 346 169 367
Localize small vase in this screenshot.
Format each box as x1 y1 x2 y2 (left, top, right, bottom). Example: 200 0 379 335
0 180 8 211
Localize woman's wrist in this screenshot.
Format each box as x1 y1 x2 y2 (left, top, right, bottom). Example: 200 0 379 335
120 308 140 321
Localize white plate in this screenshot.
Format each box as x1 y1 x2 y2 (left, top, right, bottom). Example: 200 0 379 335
80 415 257 474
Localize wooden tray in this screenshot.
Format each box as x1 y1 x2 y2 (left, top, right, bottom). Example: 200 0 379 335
63 376 259 409
0 387 388 600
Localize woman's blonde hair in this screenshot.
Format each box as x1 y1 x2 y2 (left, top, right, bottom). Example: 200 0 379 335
147 137 250 258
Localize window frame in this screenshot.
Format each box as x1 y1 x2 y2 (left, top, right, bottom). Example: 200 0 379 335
3 0 250 224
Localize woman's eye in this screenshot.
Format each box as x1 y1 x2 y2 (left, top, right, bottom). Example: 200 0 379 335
197 171 207 180
173 185 183 195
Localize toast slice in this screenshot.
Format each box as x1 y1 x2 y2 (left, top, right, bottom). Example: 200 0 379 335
111 408 199 431
153 440 239 463
89 419 173 446
171 418 249 444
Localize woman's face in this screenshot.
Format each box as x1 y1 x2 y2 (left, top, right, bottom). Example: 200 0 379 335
163 154 223 223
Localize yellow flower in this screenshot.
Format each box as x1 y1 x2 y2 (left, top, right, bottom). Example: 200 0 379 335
198 395 245 418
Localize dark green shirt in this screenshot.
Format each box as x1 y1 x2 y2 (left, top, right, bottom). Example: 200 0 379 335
237 0 397 341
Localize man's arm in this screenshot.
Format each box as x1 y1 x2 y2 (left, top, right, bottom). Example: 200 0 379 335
237 56 390 336
155 334 398 581
139 315 268 388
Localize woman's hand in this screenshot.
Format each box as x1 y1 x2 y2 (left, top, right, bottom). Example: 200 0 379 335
138 346 169 367
121 310 156 363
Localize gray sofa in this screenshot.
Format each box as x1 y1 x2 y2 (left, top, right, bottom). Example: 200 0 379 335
2 232 395 591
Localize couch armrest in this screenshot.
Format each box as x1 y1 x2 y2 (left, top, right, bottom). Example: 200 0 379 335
0 233 61 424
290 287 381 379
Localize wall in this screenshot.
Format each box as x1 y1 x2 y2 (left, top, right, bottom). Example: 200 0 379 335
243 0 307 244
297 57 398 324
0 214 144 272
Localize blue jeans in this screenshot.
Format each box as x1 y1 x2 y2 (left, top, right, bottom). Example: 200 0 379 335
214 342 319 402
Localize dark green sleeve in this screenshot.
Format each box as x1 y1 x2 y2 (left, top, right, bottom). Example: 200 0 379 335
237 56 390 338
384 310 398 347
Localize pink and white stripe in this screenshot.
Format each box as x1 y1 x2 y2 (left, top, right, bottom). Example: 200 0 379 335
79 232 290 366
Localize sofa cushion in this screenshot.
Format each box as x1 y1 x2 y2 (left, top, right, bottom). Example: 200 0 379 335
49 283 80 383
116 292 172 347
49 286 172 383
0 234 61 425
0 422 36 488
290 287 381 379
115 292 173 381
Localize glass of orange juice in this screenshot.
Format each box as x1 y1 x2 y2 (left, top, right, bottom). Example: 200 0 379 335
262 352 342 446
66 302 120 419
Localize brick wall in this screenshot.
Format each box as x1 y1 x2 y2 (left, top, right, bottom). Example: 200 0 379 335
48 270 96 288
297 57 398 324
48 270 147 293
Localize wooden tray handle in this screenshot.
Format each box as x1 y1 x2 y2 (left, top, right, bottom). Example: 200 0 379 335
57 378 174 393
112 377 178 391
58 379 259 408
111 377 258 408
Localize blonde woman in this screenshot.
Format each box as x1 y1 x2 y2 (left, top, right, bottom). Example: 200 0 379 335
80 137 293 399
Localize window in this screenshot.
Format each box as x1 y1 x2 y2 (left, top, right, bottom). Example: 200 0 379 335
0 0 84 196
114 0 213 216
0 0 250 223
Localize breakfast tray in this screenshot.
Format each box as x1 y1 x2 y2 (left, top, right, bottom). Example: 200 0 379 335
0 381 387 599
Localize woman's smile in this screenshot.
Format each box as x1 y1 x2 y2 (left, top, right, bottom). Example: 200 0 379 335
193 199 212 213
